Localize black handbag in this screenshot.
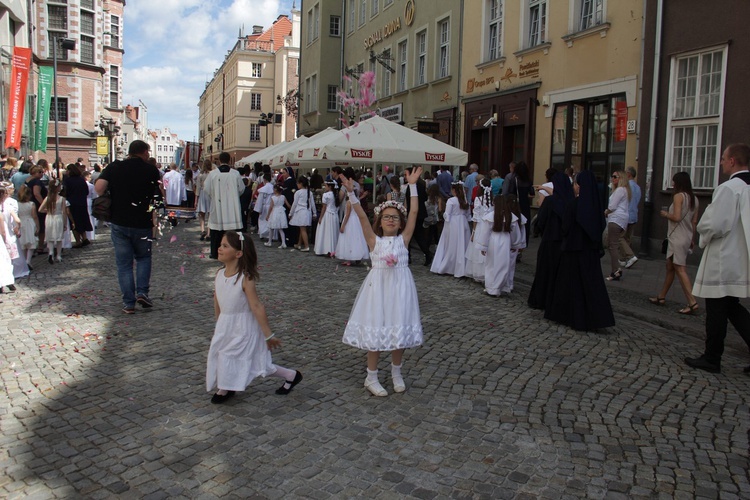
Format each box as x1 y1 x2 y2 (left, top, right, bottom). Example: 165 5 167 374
661 238 668 254
92 192 111 222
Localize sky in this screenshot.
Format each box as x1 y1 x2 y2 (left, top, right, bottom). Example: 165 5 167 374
123 0 296 142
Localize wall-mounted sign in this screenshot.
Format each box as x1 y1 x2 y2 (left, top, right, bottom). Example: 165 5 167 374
364 17 402 49
96 136 110 155
627 120 636 133
519 60 540 79
417 121 441 134
404 0 415 26
466 76 496 94
616 101 628 142
378 103 403 122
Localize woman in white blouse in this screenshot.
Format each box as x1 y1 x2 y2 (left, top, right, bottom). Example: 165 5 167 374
604 171 631 281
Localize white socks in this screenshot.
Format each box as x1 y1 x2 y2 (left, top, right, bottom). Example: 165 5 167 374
271 365 296 389
365 369 387 397
391 364 405 393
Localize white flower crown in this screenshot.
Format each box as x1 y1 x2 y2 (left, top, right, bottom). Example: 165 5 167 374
451 180 465 186
374 200 407 217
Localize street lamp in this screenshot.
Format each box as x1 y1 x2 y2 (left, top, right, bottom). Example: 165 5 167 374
52 36 76 177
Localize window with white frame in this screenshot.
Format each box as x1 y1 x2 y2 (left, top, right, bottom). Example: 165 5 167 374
359 0 366 26
416 31 426 85
109 66 119 108
311 75 318 112
327 85 338 111
666 47 726 189
305 75 318 114
487 0 503 61
437 19 450 78
48 5 68 60
307 9 314 44
398 40 408 91
578 0 604 31
313 4 320 40
528 0 548 47
252 63 262 78
382 49 391 96
348 0 356 33
158 145 163 152
109 15 120 48
371 0 379 17
251 93 261 111
80 9 95 64
330 15 341 36
250 123 261 142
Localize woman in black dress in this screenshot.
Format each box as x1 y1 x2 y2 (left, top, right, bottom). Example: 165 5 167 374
544 170 614 331
63 164 93 247
528 171 574 310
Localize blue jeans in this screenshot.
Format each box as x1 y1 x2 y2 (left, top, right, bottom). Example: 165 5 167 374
110 223 153 307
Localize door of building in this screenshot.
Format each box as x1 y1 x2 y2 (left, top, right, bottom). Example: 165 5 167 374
470 128 490 173
501 125 525 175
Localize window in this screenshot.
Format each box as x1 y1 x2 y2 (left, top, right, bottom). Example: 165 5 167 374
528 0 548 47
48 5 68 60
398 40 408 91
359 0 366 26
382 49 391 96
371 0 379 17
50 97 68 122
416 30 426 85
80 11 94 35
384 0 393 6
665 47 726 189
109 66 119 108
80 36 94 64
158 145 163 152
250 124 261 142
311 75 318 112
109 15 120 48
307 9 314 44
487 0 503 61
252 63 262 78
330 15 341 36
81 0 94 9
579 0 604 31
348 0 356 33
305 75 318 113
313 4 320 40
437 19 450 78
327 85 338 111
251 93 262 111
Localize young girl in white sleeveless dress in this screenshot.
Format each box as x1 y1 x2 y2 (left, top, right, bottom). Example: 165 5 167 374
39 179 67 264
206 232 302 404
335 185 370 265
339 167 424 397
314 181 340 256
265 185 290 248
430 181 471 277
16 185 38 269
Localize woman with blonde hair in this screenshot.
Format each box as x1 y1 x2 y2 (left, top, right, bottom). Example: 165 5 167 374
604 170 631 281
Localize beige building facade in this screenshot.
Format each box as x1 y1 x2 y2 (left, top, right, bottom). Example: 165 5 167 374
199 11 300 165
300 0 462 147
460 0 643 185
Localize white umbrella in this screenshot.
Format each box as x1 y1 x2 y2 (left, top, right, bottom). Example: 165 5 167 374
237 140 291 166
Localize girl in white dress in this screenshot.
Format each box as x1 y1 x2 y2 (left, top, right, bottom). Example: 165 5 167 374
288 176 316 252
478 195 524 296
335 186 370 265
0 213 14 292
340 167 424 397
314 180 340 256
38 179 67 264
465 179 493 282
507 195 527 293
265 185 290 248
206 232 302 404
430 181 471 277
16 185 38 267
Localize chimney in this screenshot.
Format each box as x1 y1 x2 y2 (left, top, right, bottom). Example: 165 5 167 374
252 25 263 35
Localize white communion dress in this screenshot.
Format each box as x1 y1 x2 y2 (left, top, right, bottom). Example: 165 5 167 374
206 270 276 392
267 194 288 230
314 191 340 255
342 235 423 351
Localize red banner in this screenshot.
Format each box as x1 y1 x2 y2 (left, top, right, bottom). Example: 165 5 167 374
5 47 32 150
615 100 628 143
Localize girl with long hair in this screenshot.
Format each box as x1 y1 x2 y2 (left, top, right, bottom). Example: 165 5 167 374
430 181 471 277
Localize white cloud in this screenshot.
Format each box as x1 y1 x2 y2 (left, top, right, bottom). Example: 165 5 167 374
123 0 295 141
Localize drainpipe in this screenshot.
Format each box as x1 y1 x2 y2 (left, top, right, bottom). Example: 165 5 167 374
340 0 346 130
455 0 464 148
639 0 664 256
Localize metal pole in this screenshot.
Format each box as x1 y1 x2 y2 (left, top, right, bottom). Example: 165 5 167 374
52 37 61 178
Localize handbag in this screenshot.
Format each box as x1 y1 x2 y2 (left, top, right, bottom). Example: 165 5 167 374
92 192 111 222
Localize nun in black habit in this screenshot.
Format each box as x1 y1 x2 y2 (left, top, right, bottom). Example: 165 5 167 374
527 171 575 310
544 169 615 330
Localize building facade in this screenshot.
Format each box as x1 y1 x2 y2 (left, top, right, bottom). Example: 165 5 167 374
637 0 750 253
31 0 126 165
299 0 463 147
199 10 300 164
147 127 181 167
460 0 642 187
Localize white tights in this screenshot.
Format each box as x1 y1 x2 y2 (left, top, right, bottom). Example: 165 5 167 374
47 241 62 256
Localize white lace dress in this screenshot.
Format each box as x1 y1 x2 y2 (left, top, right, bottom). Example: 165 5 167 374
342 235 423 351
465 197 492 282
17 201 37 250
430 197 471 277
206 270 276 392
267 195 288 230
314 191 339 255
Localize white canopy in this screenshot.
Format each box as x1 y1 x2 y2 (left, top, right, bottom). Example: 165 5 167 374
288 115 468 167
236 140 290 166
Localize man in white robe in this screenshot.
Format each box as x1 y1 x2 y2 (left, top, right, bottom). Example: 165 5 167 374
203 152 245 259
254 172 274 240
686 143 750 374
163 164 186 206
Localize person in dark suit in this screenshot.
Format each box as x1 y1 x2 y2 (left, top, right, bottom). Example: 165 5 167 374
405 165 432 265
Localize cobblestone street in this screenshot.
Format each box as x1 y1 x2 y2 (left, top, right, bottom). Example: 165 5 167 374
1 221 749 499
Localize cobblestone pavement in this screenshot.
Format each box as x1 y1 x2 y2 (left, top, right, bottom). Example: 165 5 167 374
1 220 749 499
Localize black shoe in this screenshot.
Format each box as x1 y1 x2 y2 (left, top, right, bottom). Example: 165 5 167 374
136 295 153 308
211 391 236 404
48 255 54 264
27 263 33 271
684 356 721 373
275 371 303 395
743 365 750 374
7 284 16 292
81 239 91 247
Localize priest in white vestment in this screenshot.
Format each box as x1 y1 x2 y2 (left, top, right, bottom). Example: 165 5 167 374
163 164 187 206
203 152 245 259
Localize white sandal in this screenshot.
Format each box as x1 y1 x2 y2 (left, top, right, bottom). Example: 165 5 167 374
364 378 388 397
392 375 406 393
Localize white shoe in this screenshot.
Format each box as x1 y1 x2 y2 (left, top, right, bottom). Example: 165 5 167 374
364 378 388 397
300 247 310 252
55 256 62 262
392 375 406 393
618 260 627 267
625 256 638 269
264 241 272 247
279 244 287 249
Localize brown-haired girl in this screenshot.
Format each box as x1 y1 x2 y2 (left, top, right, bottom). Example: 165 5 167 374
38 179 67 264
430 181 471 277
16 185 39 267
476 195 523 296
339 168 424 397
206 231 302 404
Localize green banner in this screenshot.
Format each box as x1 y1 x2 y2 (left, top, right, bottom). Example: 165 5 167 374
33 66 54 152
